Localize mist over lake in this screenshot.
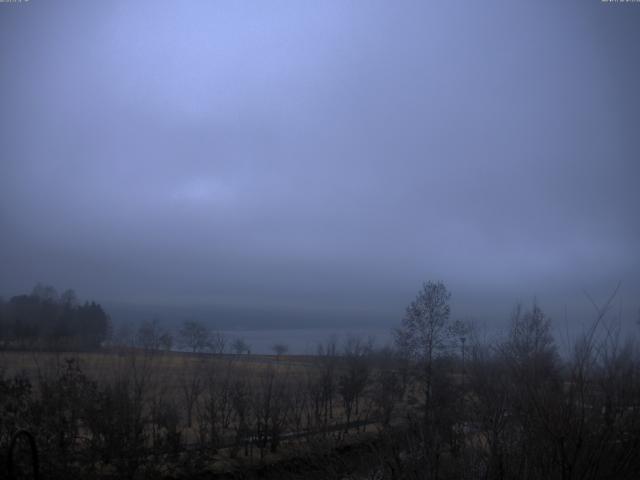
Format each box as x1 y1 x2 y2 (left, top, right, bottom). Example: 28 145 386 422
219 327 393 355
2 1 640 477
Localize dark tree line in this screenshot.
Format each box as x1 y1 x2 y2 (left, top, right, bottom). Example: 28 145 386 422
0 284 111 350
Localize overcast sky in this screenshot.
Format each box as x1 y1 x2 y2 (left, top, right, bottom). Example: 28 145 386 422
1 1 639 331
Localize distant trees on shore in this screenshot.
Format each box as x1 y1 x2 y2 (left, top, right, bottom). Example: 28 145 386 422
179 319 211 353
122 318 229 355
0 283 111 350
272 343 289 358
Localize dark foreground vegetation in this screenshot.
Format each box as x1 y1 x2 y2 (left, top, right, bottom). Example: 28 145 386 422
1 281 639 479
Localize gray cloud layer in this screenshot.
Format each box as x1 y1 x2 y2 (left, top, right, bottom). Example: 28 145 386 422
1 1 639 329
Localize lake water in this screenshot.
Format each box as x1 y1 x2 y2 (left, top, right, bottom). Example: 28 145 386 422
219 327 393 354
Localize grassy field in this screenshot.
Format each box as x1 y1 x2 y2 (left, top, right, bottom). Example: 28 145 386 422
0 347 392 437
1 347 405 479
0 348 316 381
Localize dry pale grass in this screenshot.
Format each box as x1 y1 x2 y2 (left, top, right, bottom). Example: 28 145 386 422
0 350 315 416
0 349 314 380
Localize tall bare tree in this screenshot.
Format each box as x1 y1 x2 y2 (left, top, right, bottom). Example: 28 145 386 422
395 281 451 421
179 319 210 353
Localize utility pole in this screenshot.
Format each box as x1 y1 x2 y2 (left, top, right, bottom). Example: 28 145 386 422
460 336 466 386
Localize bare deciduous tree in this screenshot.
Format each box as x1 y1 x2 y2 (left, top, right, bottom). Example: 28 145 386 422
179 359 205 428
394 280 451 431
339 336 372 430
272 343 289 358
179 319 210 353
232 338 250 355
208 330 226 355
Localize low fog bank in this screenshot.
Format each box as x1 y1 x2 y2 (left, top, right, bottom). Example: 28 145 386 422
104 284 639 356
103 301 396 331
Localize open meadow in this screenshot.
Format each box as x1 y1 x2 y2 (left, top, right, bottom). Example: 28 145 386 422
1 342 412 479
